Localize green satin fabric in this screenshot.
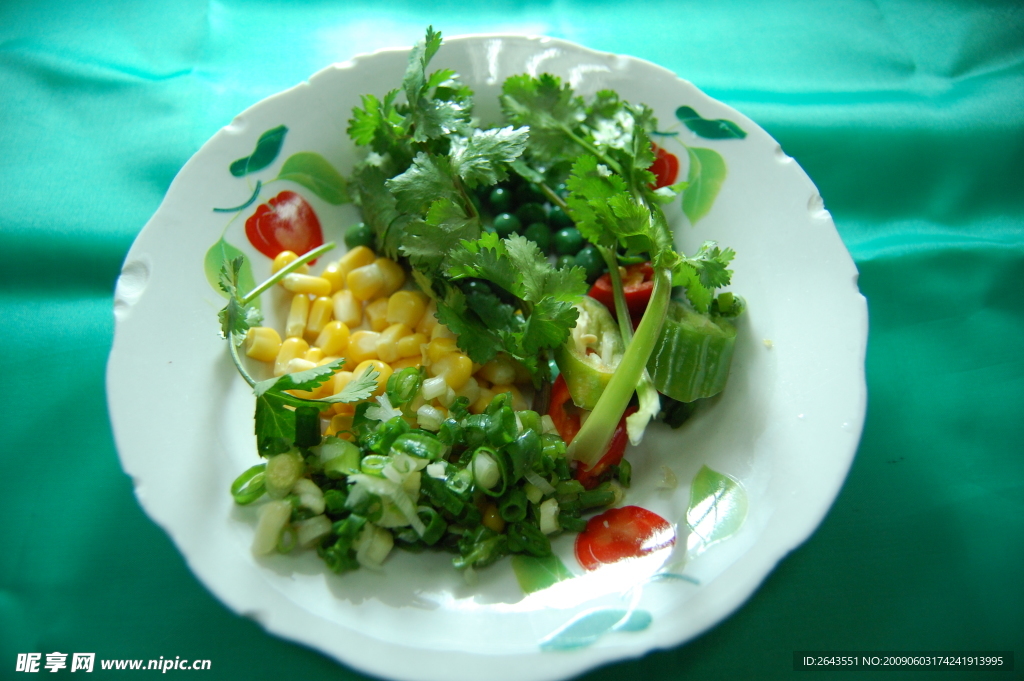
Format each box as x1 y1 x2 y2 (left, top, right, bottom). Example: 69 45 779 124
2 1 1021 679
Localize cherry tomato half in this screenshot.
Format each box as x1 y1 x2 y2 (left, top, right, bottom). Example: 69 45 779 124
245 190 324 261
649 143 680 189
575 505 676 571
588 261 655 320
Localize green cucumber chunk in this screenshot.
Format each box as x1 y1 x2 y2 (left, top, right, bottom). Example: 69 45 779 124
646 301 737 403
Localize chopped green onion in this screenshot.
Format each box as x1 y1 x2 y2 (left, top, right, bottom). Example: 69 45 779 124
230 463 266 505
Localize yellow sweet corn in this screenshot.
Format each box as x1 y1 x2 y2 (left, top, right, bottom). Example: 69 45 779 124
315 321 350 357
320 261 345 293
375 257 405 296
391 355 423 371
305 296 333 340
274 336 309 376
376 323 412 363
282 273 332 297
285 294 310 339
304 347 325 364
396 332 427 359
347 330 380 365
243 327 281 363
338 245 376 278
416 300 439 335
353 359 393 396
364 297 390 332
386 290 427 328
426 337 459 363
271 250 308 276
332 289 362 328
430 351 473 390
477 355 517 386
347 262 384 301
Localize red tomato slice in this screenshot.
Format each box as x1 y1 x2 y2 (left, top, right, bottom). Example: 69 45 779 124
245 190 324 261
649 144 679 189
575 506 676 571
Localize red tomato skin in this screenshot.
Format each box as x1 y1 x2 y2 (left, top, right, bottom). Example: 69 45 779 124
575 505 676 571
245 191 324 261
649 144 679 189
548 374 581 444
575 406 637 490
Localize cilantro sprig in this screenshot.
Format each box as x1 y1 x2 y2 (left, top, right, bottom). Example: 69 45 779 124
217 246 378 456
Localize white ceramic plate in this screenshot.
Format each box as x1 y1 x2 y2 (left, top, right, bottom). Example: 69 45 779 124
107 35 867 681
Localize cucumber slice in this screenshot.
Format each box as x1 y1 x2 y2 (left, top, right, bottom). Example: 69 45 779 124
646 301 736 403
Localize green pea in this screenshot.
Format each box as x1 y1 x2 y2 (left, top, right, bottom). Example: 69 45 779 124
515 202 547 226
523 222 552 252
553 227 584 255
555 254 576 270
489 186 512 213
344 222 374 250
548 205 573 228
574 244 605 281
516 183 546 205
493 212 521 237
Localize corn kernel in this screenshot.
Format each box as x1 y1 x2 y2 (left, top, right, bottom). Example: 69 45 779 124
470 387 495 414
430 322 456 340
416 300 439 335
376 323 412 363
320 261 345 293
286 358 316 374
364 297 390 332
481 502 505 534
271 250 309 276
274 336 310 377
396 332 427 359
243 327 281 363
332 290 362 328
338 245 376 277
305 296 333 340
426 337 459 363
330 370 354 396
282 273 332 297
285 294 310 339
391 355 423 371
490 384 529 411
315 321 350 356
430 351 473 390
385 290 427 328
347 330 380 365
326 412 354 438
455 376 481 406
353 359 394 396
304 347 324 364
477 355 518 386
375 257 406 296
347 262 384 301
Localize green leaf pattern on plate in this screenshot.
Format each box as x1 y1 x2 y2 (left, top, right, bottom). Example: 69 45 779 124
682 146 727 225
230 125 288 177
276 152 350 205
686 464 748 551
539 608 652 651
203 238 258 310
675 106 747 140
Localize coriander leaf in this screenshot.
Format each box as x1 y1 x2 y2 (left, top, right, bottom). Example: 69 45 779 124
347 91 405 155
400 198 480 270
435 286 504 365
446 232 519 296
408 98 468 142
254 359 345 397
315 365 379 404
449 126 529 188
403 26 444 106
350 162 405 259
503 234 588 303
254 392 295 456
500 73 586 161
217 257 253 339
519 296 579 356
386 152 461 214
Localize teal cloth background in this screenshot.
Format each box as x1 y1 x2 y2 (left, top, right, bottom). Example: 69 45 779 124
2 1 1022 679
